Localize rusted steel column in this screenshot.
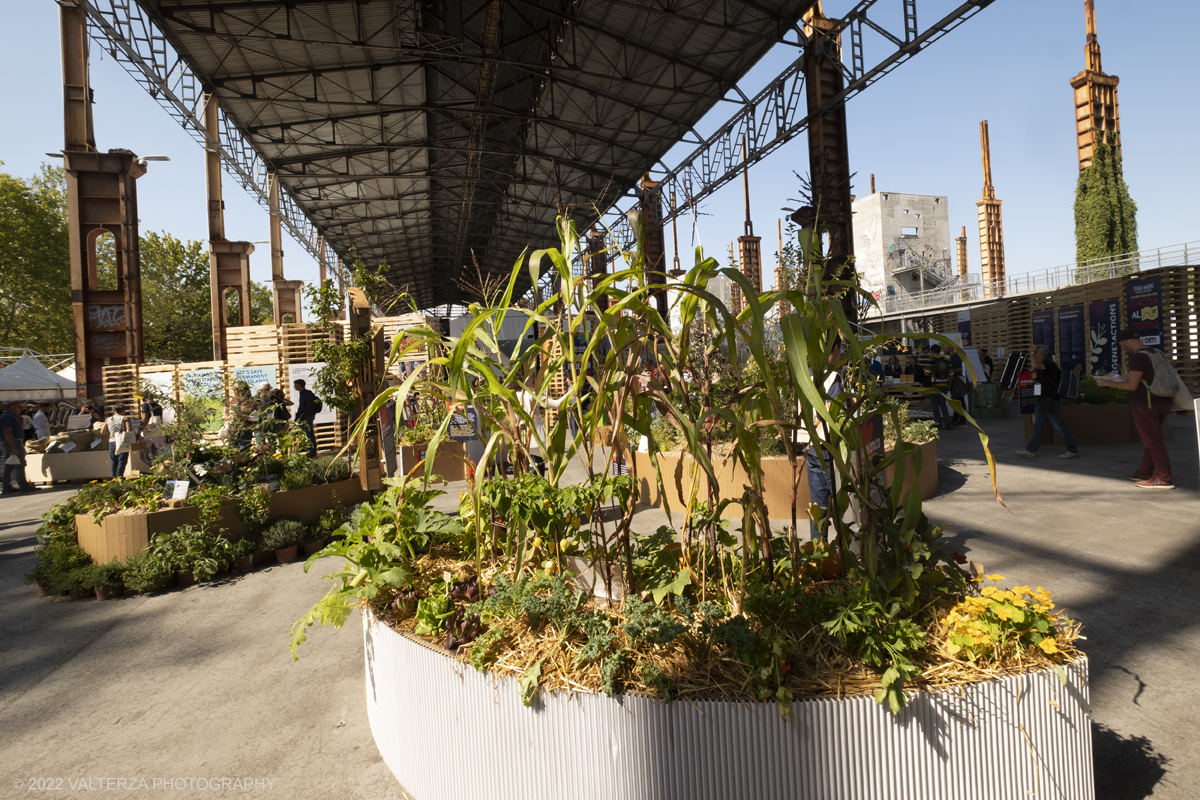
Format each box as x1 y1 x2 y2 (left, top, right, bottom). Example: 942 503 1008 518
61 4 144 397
803 6 856 323
588 229 608 312
976 121 1006 298
1070 0 1120 171
267 171 303 324
640 175 668 318
60 4 94 153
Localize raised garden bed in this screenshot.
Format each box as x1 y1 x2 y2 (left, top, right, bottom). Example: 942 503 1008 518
363 612 1094 800
398 440 467 481
1024 402 1162 447
631 440 938 519
75 478 368 564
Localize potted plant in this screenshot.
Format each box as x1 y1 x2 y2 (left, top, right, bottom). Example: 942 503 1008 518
231 536 259 572
92 559 127 600
62 565 95 601
262 519 305 563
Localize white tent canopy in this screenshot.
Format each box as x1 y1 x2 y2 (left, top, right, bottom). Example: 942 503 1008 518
0 355 78 402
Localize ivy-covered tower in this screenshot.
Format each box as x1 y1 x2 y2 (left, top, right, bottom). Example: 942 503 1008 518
1071 0 1137 274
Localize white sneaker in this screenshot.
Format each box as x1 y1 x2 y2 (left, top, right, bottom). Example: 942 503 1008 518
1014 449 1037 459
1059 451 1080 459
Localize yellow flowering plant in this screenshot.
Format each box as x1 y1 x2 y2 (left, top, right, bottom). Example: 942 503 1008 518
940 574 1072 677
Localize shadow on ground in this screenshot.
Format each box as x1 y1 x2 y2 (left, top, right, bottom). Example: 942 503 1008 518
1093 723 1171 800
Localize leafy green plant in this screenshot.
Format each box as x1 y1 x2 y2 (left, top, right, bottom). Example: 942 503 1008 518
150 525 234 582
25 535 93 593
262 519 305 550
311 455 351 483
281 461 316 491
122 548 175 593
238 485 272 534
92 559 127 589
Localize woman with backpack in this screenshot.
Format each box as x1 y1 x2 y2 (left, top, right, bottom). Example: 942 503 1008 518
1014 345 1080 461
1095 330 1177 489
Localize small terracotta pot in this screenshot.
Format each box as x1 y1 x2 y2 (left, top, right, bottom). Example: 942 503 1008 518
36 582 51 598
68 587 92 601
254 549 276 566
276 545 299 563
302 539 325 556
176 570 196 588
95 585 125 601
233 555 254 573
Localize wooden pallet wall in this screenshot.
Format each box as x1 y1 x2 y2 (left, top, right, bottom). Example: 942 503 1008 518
959 265 1199 393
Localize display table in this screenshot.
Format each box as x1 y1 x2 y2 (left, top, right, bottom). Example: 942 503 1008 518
25 447 154 485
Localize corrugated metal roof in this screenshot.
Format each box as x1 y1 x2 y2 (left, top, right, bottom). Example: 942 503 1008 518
144 0 816 307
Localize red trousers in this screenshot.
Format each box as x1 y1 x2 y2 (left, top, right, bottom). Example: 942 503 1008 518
1133 401 1172 483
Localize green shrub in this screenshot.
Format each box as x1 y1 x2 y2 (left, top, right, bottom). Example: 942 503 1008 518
231 536 259 559
25 535 93 593
122 549 174 593
1065 375 1130 406
311 455 351 483
93 559 126 588
262 519 305 550
238 485 273 534
281 462 316 491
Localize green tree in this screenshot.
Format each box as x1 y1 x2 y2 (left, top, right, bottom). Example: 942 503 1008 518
0 164 72 353
139 232 214 362
224 279 275 327
1074 131 1138 282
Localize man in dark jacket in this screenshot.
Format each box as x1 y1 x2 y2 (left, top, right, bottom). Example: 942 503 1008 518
1015 345 1080 460
293 379 319 457
1 400 35 494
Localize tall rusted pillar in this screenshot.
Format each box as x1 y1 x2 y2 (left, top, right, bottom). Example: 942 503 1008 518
205 93 255 360
268 171 303 324
737 137 763 302
61 3 145 398
976 121 1006 297
1070 0 1121 170
588 228 608 312
640 175 668 318
956 226 968 278
803 5 856 322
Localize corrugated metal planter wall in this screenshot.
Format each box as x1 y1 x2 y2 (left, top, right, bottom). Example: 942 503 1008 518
363 613 1094 800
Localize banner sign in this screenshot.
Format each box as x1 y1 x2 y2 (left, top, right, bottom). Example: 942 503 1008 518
1088 299 1121 375
1057 306 1086 376
1125 276 1163 346
232 365 277 394
957 310 972 346
1018 371 1037 415
1031 310 1055 356
447 405 479 442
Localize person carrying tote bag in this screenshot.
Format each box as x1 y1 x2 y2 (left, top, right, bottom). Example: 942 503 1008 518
106 404 136 479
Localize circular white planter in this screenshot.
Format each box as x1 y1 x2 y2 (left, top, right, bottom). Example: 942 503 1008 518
363 613 1094 800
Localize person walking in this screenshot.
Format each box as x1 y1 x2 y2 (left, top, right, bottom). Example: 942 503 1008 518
1 400 35 494
1095 330 1175 489
293 379 319 457
979 347 996 382
926 344 953 430
1014 345 1080 460
105 404 135 479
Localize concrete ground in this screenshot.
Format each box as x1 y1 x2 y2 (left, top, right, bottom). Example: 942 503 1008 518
0 408 1196 799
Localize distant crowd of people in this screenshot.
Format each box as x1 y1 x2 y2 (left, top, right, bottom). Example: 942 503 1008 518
226 379 319 457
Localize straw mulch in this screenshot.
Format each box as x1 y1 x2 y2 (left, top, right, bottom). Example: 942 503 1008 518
368 547 1084 705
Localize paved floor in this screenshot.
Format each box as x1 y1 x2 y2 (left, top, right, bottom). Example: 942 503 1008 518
1 408 1196 799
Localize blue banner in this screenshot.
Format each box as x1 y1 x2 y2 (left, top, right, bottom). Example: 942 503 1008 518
1088 299 1120 375
1125 276 1163 347
1031 310 1055 356
1058 306 1086 375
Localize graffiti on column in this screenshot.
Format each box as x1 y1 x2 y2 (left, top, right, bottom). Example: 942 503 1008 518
87 304 127 330
88 332 127 355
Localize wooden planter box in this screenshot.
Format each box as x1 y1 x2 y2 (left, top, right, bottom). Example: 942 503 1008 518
364 613 1094 800
397 441 467 481
631 440 938 520
1023 402 1161 447
75 478 368 564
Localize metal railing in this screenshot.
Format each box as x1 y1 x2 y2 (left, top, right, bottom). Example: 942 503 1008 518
870 240 1200 317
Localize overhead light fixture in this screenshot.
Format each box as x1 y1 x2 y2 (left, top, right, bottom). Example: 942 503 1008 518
45 152 64 158
137 155 171 168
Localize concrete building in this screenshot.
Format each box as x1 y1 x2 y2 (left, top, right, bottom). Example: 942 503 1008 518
852 190 953 305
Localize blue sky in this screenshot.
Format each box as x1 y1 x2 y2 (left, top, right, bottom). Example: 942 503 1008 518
2 0 1197 310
